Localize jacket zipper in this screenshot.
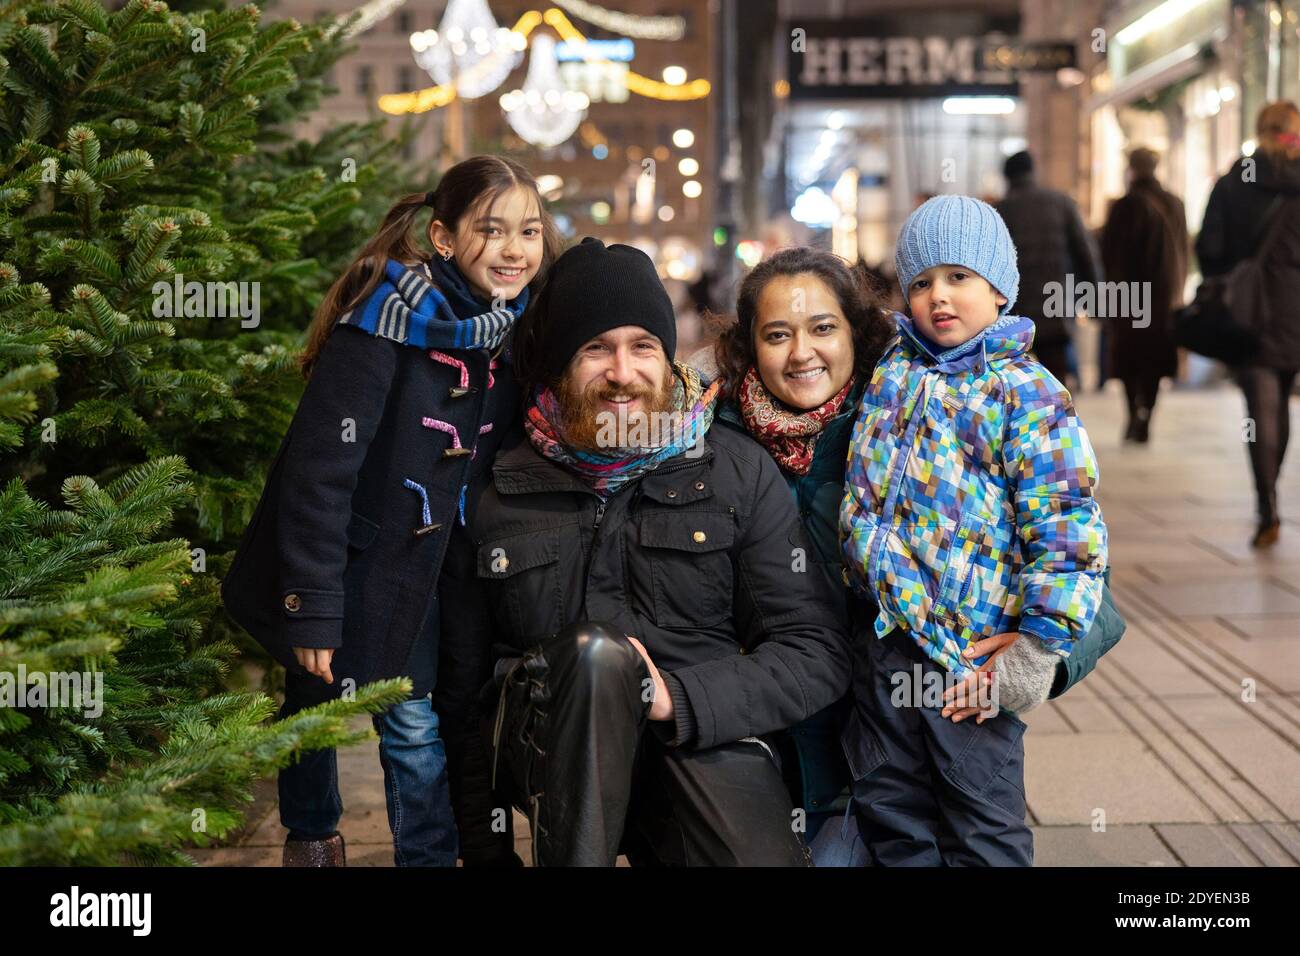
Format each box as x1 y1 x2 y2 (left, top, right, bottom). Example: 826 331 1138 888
867 371 933 600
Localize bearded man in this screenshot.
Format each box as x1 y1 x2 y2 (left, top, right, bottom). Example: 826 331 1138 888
443 238 851 866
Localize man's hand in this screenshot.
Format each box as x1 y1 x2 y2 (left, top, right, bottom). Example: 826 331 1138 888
625 636 674 721
293 646 335 684
940 630 1021 723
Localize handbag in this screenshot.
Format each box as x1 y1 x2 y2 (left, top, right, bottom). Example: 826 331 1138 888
1176 194 1290 363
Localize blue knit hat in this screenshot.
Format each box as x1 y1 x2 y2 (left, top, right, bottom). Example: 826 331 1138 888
894 195 1019 316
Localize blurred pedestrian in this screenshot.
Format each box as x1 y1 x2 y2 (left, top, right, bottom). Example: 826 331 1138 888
1100 147 1189 444
996 150 1103 389
1197 101 1300 548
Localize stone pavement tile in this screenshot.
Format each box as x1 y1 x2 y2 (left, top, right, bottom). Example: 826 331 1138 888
1025 733 1215 826
1190 525 1300 563
338 806 394 846
1142 616 1300 697
242 805 288 846
1091 624 1221 699
1020 699 1076 734
1154 824 1272 866
1135 562 1273 584
1224 822 1300 866
1030 825 1180 866
1116 538 1239 570
1124 576 1300 619
188 845 282 867
1190 726 1300 820
1050 687 1135 729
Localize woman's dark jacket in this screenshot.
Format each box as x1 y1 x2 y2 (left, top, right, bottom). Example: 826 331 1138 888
1196 150 1300 370
221 293 517 698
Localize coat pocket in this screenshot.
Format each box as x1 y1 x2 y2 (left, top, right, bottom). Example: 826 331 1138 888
476 527 563 642
345 510 381 552
936 510 982 614
939 708 1027 818
637 511 735 628
839 707 887 782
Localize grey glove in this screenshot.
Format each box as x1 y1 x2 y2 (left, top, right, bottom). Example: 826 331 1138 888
992 633 1060 715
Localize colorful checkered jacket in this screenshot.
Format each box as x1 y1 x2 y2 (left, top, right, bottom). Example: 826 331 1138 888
840 313 1108 675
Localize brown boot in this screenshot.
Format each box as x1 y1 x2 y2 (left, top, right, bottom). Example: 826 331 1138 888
1251 520 1282 549
282 832 346 867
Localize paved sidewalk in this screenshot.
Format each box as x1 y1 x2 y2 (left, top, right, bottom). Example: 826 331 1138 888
195 382 1300 867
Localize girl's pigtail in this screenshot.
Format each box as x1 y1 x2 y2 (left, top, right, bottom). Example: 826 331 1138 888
300 193 430 376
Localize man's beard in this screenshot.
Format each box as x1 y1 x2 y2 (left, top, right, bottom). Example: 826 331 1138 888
557 363 678 454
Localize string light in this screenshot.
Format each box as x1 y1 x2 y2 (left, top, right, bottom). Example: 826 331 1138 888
551 0 685 41
379 6 710 115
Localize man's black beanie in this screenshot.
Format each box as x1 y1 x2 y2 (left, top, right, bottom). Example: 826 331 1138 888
538 237 677 381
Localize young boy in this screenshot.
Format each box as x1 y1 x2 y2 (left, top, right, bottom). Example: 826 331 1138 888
840 194 1108 865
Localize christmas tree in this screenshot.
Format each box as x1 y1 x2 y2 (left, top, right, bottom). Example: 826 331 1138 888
0 0 424 863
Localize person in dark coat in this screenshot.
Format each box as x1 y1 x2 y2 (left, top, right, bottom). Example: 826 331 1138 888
996 150 1104 388
449 238 853 866
1100 147 1189 444
1196 101 1300 548
221 156 561 866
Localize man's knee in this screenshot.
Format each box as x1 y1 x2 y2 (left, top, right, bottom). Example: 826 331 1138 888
551 621 645 686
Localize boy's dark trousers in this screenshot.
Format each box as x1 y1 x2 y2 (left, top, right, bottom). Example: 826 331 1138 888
490 622 810 867
842 628 1033 866
278 669 458 866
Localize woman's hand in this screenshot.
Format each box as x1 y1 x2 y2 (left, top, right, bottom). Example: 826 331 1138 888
625 636 674 721
293 646 335 684
940 630 1022 723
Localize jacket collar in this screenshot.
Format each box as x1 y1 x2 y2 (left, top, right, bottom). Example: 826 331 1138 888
894 312 1035 373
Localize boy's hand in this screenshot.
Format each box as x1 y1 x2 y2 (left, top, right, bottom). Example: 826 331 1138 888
626 636 674 721
292 646 335 684
941 630 1022 723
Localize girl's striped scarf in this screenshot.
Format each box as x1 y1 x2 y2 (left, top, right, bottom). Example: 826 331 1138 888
525 362 721 499
337 258 529 352
738 365 855 476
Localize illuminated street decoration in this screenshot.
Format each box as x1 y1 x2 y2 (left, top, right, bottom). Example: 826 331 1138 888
379 7 709 115
832 168 859 263
413 0 526 99
500 33 590 147
552 0 685 41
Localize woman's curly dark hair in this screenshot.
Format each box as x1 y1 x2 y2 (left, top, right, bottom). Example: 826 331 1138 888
713 247 895 402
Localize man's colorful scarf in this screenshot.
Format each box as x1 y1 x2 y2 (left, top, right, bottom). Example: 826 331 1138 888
737 365 855 476
337 256 529 352
525 362 721 498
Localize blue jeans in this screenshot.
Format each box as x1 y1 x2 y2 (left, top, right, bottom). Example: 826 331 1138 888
279 680 458 867
807 806 870 867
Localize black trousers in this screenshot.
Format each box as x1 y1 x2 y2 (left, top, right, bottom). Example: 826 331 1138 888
1238 365 1298 524
489 622 810 867
843 630 1033 866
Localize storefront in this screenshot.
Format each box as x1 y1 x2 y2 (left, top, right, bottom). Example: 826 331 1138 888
778 11 1068 270
1085 0 1240 248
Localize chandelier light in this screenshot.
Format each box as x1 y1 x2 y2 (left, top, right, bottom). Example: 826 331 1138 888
500 33 590 148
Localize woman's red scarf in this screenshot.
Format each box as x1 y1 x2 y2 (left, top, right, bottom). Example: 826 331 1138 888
737 366 855 476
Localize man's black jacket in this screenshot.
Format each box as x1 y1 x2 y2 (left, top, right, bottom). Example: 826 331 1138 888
455 422 853 750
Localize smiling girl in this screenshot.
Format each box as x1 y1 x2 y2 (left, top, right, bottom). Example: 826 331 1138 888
223 155 560 867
